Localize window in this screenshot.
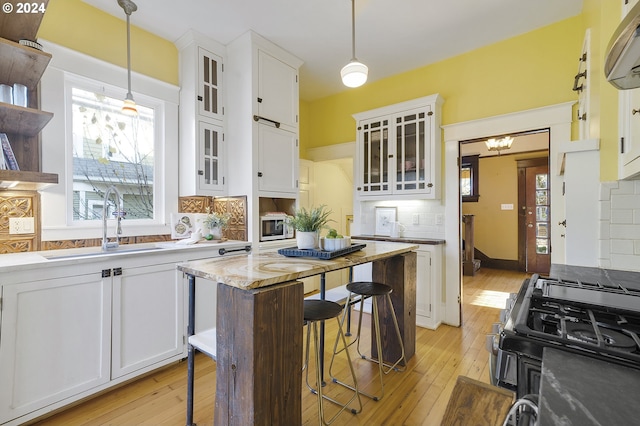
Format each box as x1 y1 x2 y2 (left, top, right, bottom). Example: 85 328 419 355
39 41 179 241
461 155 479 202
71 85 155 221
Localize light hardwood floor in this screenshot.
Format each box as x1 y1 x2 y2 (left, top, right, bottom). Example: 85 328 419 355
31 267 528 426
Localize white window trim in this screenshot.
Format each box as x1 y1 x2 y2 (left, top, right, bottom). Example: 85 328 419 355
40 40 179 241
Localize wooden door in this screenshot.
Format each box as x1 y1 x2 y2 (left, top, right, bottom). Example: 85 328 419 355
524 164 550 274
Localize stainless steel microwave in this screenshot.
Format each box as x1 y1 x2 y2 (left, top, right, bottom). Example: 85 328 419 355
260 215 294 241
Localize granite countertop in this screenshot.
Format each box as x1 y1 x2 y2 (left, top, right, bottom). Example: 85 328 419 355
353 235 445 245
539 347 640 425
549 263 640 291
177 241 418 290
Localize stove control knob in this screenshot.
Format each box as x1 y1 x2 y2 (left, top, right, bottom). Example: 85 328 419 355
499 309 508 323
485 334 499 355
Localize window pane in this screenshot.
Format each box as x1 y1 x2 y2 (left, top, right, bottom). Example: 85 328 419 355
71 87 155 221
460 167 471 196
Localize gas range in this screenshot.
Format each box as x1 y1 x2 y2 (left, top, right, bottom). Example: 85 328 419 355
487 272 640 398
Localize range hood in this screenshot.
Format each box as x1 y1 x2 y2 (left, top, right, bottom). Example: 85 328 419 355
605 1 640 90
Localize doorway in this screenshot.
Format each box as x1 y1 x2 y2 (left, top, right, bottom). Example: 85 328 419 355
517 158 550 274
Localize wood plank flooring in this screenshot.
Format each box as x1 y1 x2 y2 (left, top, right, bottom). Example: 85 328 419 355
31 267 528 426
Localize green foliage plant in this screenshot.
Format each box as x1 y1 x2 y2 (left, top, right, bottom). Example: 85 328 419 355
287 205 334 232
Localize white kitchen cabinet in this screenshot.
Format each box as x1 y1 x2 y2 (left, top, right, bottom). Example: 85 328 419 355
258 124 298 193
177 31 227 196
227 31 303 242
257 49 298 132
617 1 640 179
111 263 184 379
351 243 442 329
0 272 111 424
354 94 444 200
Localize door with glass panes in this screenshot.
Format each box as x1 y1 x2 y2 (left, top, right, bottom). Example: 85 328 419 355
524 164 550 274
357 107 433 196
198 121 224 192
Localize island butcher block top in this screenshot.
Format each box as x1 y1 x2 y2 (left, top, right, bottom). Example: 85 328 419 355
177 240 418 289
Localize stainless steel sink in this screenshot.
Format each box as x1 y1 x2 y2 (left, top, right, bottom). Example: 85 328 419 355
44 246 165 260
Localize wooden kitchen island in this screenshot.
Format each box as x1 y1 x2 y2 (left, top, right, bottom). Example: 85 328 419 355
177 241 418 426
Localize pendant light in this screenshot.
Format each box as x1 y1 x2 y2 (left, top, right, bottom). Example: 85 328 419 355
341 0 368 88
118 0 138 116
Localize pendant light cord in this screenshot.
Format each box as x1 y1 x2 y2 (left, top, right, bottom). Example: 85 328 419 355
351 0 357 61
126 13 133 98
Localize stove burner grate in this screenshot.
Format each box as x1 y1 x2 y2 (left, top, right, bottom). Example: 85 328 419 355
563 323 638 350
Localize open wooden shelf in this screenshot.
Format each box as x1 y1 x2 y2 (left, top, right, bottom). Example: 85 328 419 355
0 1 49 42
0 37 51 89
0 169 58 191
0 102 53 136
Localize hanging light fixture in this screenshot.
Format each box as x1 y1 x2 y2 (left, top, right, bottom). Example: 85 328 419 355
341 0 368 88
118 0 138 116
485 136 514 154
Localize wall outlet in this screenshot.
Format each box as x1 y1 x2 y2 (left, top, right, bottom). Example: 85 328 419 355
501 204 514 210
9 217 35 234
412 213 420 225
435 214 444 225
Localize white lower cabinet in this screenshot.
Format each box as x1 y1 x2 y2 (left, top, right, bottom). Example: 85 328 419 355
351 243 442 329
0 255 191 425
0 272 111 424
112 263 184 379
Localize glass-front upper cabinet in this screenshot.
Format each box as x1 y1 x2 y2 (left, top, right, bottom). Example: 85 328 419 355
359 117 390 193
354 94 443 200
198 47 223 121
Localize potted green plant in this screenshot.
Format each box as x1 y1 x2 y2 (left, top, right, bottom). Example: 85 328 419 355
287 205 333 249
200 210 231 240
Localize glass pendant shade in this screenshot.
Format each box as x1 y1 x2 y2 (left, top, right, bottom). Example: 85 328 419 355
341 60 368 88
122 94 138 116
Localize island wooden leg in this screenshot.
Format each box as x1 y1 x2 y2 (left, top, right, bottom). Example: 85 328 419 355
371 251 417 365
214 280 303 426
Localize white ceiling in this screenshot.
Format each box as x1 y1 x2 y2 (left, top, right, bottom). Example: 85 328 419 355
83 0 583 101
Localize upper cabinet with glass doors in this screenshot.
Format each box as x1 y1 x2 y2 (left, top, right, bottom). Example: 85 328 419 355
354 94 444 200
177 31 227 196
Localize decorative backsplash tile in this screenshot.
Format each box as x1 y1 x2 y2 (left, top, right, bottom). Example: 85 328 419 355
599 179 640 271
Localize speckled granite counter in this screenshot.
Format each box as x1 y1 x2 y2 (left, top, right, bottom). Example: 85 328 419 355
539 347 640 425
549 264 640 291
177 241 418 289
352 235 445 245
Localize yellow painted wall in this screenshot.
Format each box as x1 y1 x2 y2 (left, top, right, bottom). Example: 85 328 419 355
462 152 547 260
38 0 178 85
302 16 584 153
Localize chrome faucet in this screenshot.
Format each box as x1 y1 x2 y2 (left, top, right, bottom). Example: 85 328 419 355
102 185 123 251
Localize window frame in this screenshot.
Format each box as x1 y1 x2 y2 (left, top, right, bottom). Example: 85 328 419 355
40 40 179 241
461 155 479 202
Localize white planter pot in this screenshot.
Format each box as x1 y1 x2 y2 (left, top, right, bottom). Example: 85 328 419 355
296 231 317 250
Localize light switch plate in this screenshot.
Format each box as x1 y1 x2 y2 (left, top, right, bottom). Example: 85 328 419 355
9 217 35 234
501 204 514 210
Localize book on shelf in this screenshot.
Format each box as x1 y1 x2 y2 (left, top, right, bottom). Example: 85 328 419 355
0 133 19 171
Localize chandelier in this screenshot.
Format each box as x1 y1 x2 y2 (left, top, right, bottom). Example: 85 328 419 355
485 136 514 154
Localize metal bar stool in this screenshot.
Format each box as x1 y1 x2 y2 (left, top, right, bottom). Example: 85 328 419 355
303 299 362 425
329 281 406 401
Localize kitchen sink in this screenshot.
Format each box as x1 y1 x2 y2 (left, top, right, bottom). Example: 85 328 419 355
43 246 165 260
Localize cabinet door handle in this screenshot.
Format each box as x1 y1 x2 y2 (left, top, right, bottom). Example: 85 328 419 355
258 171 263 177
253 115 281 128
197 95 203 101
632 109 640 115
572 71 586 92
102 269 111 278
113 267 123 276
198 170 204 176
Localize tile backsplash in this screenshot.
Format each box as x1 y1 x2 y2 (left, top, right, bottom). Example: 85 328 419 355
599 179 640 271
356 199 445 239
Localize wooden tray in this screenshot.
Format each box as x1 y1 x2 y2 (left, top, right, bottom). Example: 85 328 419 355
278 243 366 259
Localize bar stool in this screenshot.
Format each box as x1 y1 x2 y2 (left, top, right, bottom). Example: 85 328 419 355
303 299 362 425
329 281 406 401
